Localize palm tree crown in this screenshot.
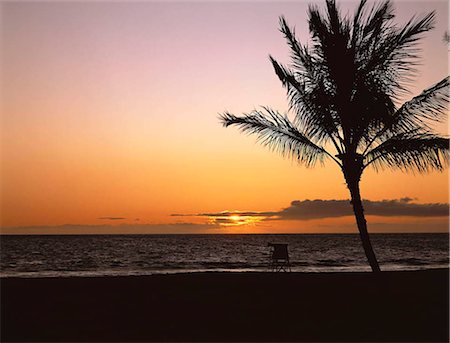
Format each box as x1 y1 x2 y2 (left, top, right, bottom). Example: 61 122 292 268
220 0 449 272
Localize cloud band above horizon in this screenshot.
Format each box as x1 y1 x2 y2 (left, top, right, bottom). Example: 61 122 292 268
173 198 449 226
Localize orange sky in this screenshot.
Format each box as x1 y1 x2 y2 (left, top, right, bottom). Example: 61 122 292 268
1 1 448 234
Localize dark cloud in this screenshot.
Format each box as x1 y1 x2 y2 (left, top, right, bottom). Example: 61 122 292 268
98 217 127 220
363 198 448 217
277 198 449 219
180 198 449 221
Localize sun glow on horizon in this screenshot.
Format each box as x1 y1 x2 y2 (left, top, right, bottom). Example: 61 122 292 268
229 215 241 222
206 212 267 227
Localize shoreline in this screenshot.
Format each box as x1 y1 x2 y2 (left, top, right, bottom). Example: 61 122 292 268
1 266 449 279
2 268 448 342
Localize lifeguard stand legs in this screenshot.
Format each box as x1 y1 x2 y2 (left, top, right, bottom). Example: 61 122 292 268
268 243 291 272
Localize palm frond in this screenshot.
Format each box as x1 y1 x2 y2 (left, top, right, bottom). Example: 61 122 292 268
391 76 449 131
269 55 342 149
361 76 450 154
365 130 449 173
278 16 315 76
219 108 338 167
358 8 435 96
360 0 393 39
348 4 439 150
350 0 369 47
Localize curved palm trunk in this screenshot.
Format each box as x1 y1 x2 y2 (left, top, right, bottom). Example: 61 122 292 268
346 177 381 273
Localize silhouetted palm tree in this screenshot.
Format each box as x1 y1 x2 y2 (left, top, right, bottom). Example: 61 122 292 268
220 0 449 272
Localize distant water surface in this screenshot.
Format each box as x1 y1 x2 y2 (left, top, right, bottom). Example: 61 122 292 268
1 234 448 278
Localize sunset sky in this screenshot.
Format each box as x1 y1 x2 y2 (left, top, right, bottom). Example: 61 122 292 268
1 0 448 234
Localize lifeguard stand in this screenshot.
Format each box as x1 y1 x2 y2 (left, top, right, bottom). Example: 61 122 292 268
268 243 291 272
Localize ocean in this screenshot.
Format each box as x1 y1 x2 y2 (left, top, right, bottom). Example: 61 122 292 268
0 233 448 278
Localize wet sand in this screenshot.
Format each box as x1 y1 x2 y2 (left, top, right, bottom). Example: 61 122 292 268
1 269 448 342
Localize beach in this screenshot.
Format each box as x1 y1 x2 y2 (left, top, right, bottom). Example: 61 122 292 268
1 269 448 342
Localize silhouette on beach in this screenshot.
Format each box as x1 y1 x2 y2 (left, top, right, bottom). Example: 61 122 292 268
268 243 291 272
221 0 449 272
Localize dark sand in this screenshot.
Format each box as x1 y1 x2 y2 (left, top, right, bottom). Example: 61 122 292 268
1 269 448 342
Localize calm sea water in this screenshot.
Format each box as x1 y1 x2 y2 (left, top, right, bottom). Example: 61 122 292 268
0 234 448 278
